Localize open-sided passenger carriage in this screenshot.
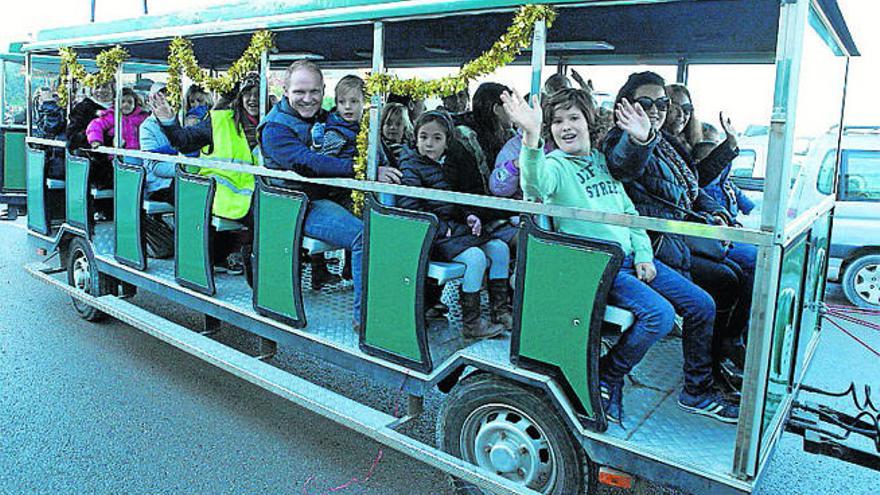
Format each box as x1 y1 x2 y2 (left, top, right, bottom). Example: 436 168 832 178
17 1 872 494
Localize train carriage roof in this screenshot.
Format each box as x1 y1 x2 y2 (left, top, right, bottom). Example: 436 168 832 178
22 0 858 67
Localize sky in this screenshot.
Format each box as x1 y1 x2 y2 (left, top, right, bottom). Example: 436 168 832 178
1 0 877 137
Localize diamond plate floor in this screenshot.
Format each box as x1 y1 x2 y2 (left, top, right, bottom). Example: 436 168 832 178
93 224 499 369
604 333 737 477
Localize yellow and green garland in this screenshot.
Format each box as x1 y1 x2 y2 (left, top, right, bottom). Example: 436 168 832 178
58 45 129 106
57 30 274 110
166 30 275 111
351 4 556 213
55 4 555 214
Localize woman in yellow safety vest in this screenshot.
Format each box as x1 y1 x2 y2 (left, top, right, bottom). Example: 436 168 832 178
149 72 262 277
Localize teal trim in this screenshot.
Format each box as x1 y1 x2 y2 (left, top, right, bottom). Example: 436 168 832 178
65 154 89 230
25 147 48 234
29 0 577 48
175 173 214 295
254 186 303 324
808 4 845 57
2 130 26 191
114 162 146 270
516 233 613 419
362 206 431 364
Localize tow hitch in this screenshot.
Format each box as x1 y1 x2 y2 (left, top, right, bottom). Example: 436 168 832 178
787 383 879 471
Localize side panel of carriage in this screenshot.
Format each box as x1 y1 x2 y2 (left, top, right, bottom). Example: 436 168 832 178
733 0 853 481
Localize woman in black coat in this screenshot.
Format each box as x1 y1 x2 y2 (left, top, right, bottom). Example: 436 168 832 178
602 71 750 389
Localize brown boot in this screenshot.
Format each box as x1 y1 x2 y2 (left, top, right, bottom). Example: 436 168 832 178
459 288 503 340
488 279 514 330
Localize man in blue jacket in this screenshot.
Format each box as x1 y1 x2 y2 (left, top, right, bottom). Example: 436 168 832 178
259 60 401 329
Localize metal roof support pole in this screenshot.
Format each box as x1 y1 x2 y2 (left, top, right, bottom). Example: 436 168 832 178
529 19 551 230
259 50 269 122
114 64 123 149
365 21 384 182
25 53 32 137
0 60 6 128
732 0 810 480
675 57 688 84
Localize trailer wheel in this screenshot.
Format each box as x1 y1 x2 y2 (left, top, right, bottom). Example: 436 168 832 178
437 373 597 494
67 237 111 322
842 254 880 309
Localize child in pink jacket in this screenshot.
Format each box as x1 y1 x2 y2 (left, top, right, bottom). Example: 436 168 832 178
86 88 149 150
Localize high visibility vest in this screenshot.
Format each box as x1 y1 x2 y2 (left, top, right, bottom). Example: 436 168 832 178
198 110 256 220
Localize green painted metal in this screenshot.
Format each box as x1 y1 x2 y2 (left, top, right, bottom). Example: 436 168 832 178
255 188 303 322
517 235 612 418
363 208 430 363
2 130 26 190
65 154 89 229
176 176 212 293
802 211 831 336
114 163 145 269
25 147 47 234
760 233 808 446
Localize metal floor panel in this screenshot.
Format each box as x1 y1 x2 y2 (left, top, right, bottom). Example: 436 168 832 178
604 335 736 476
624 392 737 476
94 223 487 370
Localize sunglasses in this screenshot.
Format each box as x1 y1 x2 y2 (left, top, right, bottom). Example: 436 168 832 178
673 102 694 115
633 96 670 112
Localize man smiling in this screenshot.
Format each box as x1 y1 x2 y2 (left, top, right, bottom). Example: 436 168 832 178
259 60 389 329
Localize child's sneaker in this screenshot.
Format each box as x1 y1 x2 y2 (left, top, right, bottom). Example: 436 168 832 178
599 380 623 424
678 389 739 424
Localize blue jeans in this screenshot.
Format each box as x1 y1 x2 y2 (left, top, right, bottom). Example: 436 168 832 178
303 199 363 320
724 242 757 342
452 239 510 293
602 258 716 396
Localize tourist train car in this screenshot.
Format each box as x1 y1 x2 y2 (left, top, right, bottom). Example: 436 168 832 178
19 1 869 493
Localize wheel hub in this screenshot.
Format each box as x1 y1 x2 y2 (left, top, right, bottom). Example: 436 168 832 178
464 408 553 490
854 264 880 305
73 253 91 293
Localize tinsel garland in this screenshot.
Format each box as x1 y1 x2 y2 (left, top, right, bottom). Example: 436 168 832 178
166 30 275 111
58 45 129 107
351 4 556 213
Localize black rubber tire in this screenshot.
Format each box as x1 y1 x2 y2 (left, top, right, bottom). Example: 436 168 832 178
437 373 597 495
841 254 880 309
67 237 112 322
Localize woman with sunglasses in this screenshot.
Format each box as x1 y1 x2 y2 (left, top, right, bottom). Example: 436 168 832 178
602 71 750 393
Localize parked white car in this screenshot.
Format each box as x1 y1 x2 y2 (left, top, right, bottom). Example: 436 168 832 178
732 126 880 308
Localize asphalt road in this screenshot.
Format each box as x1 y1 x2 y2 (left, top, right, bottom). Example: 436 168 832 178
1 216 877 494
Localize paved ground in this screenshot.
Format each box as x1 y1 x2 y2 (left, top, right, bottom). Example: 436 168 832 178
1 216 878 494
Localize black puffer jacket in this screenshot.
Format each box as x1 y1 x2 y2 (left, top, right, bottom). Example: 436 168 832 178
397 148 488 261
603 127 727 272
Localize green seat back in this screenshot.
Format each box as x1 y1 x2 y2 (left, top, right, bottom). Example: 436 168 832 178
65 154 90 232
361 199 436 373
114 161 146 270
26 147 48 235
512 217 623 431
253 182 306 327
175 170 215 295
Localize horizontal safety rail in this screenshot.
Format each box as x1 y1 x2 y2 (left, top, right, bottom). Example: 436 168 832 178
25 137 773 246
24 261 542 495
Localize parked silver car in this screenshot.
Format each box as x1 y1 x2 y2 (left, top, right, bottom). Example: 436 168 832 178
735 126 880 308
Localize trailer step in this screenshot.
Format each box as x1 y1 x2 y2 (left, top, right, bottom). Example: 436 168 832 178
24 261 540 495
